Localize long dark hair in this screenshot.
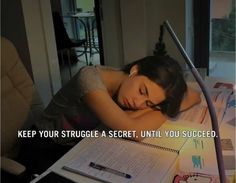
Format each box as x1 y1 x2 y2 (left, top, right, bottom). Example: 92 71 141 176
123 55 187 117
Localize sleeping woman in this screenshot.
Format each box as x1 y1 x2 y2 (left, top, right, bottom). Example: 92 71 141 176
36 55 201 143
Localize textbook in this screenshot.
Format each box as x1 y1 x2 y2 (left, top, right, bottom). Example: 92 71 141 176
62 122 219 183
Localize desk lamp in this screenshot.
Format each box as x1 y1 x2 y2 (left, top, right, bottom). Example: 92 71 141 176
160 20 226 183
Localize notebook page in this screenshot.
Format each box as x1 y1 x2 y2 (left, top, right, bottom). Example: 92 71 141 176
142 122 196 152
63 137 178 183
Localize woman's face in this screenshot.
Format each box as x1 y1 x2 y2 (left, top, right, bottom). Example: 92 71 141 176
117 74 166 110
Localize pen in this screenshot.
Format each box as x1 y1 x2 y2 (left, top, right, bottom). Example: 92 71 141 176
89 162 132 179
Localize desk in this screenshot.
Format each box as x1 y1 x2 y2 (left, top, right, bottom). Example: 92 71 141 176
30 137 101 183
71 12 96 61
30 122 235 183
31 121 235 183
31 79 235 183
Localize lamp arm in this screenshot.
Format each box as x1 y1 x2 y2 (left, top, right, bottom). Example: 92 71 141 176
163 20 226 183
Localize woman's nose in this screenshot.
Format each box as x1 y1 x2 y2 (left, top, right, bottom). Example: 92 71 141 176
133 97 147 109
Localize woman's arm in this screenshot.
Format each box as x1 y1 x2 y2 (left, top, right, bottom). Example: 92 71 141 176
83 90 166 141
124 108 153 118
180 87 201 112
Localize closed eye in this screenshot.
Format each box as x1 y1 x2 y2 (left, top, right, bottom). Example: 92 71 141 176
139 88 146 95
139 85 148 96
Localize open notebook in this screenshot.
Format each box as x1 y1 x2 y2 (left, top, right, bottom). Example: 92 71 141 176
62 122 219 183
63 137 178 183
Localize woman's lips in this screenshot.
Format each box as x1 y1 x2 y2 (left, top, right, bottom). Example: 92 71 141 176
123 98 129 108
124 98 132 109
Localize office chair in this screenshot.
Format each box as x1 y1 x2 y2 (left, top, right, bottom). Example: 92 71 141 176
1 37 44 182
52 11 88 78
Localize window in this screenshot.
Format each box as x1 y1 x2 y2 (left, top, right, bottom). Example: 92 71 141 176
209 0 235 81
210 0 235 52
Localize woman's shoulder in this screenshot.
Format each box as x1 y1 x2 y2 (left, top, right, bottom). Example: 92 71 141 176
79 65 120 73
78 65 106 82
76 65 110 97
78 65 121 83
78 65 99 77
95 65 120 71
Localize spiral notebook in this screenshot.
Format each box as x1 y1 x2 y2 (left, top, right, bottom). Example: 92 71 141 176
63 137 179 183
62 122 219 183
62 122 194 183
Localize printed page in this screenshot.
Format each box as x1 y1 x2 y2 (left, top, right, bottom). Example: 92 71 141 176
221 94 235 125
200 89 233 108
63 137 178 183
179 137 219 175
204 76 234 91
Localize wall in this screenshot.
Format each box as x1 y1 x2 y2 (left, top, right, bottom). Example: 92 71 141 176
1 0 33 79
113 0 186 66
21 0 62 106
120 0 148 64
212 0 232 18
101 0 124 67
2 0 61 106
146 0 186 66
